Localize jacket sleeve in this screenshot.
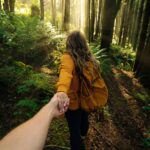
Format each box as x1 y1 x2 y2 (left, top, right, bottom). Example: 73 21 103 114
56 54 74 93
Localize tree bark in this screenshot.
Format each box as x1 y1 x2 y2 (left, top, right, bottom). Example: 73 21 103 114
134 0 150 77
84 0 90 41
0 0 2 11
121 0 132 47
40 0 44 20
118 2 126 45
3 0 9 12
63 0 70 31
51 0 56 26
9 0 15 12
100 0 121 49
133 0 144 50
90 0 95 42
130 0 140 46
135 20 150 88
95 0 102 39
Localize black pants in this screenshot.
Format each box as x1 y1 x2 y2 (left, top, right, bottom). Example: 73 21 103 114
65 109 89 150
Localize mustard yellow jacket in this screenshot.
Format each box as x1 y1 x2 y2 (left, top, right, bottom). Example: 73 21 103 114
57 53 80 110
56 53 107 110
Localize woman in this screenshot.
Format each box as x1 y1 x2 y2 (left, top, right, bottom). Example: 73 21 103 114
56 31 107 150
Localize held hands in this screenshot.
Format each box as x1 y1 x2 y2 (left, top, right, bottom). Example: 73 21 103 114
48 92 69 117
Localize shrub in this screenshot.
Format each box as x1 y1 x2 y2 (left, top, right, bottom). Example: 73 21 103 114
0 12 63 68
110 44 136 71
90 43 111 75
13 98 40 119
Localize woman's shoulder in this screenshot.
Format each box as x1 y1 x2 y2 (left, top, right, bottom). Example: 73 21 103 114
61 52 72 60
61 51 74 67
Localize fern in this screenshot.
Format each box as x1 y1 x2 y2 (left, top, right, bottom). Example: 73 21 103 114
90 44 111 75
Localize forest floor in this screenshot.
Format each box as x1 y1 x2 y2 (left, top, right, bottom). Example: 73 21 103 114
0 66 149 150
44 66 150 150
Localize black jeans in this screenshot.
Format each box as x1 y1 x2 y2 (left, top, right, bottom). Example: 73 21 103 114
65 109 89 150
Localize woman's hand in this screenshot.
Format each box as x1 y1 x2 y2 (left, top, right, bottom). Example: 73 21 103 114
48 92 69 117
57 92 69 113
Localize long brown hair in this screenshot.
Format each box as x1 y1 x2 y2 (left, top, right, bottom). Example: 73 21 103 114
66 31 99 74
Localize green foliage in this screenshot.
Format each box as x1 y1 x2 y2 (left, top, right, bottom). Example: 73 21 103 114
110 44 135 71
17 72 55 96
0 60 55 119
0 11 63 68
0 12 65 121
0 61 32 91
90 43 111 75
14 98 40 118
132 90 149 105
143 138 150 148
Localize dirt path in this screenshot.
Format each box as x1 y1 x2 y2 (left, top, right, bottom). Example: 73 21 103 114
86 67 148 150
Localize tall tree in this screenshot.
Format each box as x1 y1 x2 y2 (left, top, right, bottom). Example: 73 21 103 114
61 0 65 23
95 0 102 39
3 0 9 12
118 2 127 45
0 0 2 10
84 0 90 41
134 20 150 87
121 0 132 47
133 0 144 50
40 0 44 20
90 0 95 42
9 0 15 12
100 0 121 49
130 0 140 46
51 0 56 26
134 0 150 86
63 0 70 31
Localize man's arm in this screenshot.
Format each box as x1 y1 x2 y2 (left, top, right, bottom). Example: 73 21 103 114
0 93 69 150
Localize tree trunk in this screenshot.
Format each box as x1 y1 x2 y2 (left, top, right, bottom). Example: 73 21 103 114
130 0 140 46
61 0 65 29
9 0 15 12
133 0 144 50
134 0 150 76
63 0 70 31
40 0 44 20
90 0 95 42
3 0 9 12
135 20 150 88
126 0 134 44
0 0 2 11
51 0 56 26
118 2 126 45
121 0 131 47
95 0 102 39
84 0 90 41
100 0 121 49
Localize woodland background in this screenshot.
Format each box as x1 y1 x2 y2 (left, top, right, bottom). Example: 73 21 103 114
0 0 150 149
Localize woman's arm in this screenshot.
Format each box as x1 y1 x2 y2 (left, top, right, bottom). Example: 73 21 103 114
57 54 74 93
0 94 69 150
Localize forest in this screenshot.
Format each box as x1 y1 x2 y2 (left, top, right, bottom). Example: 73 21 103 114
0 0 150 149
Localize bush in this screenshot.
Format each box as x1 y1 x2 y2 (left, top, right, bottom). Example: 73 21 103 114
13 98 40 118
90 43 111 75
0 11 64 68
0 60 56 119
110 44 136 71
0 61 32 92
